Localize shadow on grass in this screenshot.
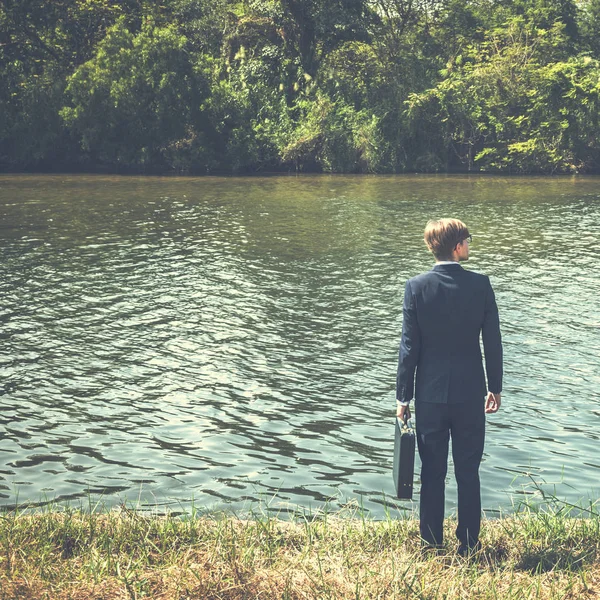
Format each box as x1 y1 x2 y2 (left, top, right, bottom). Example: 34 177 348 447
507 477 600 573
515 546 595 573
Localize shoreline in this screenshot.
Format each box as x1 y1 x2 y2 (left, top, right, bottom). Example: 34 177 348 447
1 505 599 599
2 170 600 178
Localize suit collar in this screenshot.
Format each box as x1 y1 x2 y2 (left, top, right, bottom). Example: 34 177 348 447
432 262 463 271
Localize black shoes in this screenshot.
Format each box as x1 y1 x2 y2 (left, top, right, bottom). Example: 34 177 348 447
419 540 482 558
457 541 481 557
420 542 444 556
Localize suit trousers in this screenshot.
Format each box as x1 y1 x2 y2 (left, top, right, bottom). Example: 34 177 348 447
416 400 485 547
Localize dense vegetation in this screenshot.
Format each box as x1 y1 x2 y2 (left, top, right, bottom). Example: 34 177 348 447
3 0 600 174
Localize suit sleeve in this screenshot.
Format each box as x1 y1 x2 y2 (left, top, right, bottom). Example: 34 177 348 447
396 280 421 402
482 277 503 393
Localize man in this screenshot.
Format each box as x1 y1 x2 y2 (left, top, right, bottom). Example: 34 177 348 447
396 218 503 555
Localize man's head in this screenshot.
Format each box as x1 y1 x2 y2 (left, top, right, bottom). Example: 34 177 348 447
424 218 471 262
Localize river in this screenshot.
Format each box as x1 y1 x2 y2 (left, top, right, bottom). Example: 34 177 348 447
1 174 599 517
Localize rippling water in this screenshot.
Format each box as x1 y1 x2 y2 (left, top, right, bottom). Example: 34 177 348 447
1 174 599 517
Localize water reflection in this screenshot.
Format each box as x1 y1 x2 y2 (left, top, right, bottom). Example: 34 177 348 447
0 174 599 516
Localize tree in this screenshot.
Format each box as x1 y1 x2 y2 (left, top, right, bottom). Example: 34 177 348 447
61 18 210 170
578 0 600 57
406 16 600 173
0 0 127 169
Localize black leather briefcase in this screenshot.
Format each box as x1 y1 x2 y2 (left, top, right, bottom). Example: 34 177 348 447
393 415 415 500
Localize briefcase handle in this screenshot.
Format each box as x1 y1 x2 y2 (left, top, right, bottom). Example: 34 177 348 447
401 412 413 430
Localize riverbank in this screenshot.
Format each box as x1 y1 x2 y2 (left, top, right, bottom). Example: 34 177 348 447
0 505 599 599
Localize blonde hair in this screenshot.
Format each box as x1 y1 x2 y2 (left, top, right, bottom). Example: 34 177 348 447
424 218 470 260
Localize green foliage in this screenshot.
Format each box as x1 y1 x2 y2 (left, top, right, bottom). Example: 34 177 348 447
3 0 600 173
321 42 385 109
279 93 382 172
406 16 600 173
164 0 231 56
508 0 579 47
0 0 126 169
61 18 209 170
578 0 600 57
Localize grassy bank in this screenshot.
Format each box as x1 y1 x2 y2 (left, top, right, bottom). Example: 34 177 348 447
0 503 599 599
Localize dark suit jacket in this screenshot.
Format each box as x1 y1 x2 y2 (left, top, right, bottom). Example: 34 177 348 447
396 263 503 405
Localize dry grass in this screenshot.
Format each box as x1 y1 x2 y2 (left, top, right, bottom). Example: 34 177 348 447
0 503 599 599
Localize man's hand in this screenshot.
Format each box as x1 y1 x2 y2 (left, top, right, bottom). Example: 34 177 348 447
396 403 411 422
485 392 501 414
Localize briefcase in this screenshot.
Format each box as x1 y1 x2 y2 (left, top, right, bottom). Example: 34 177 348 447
393 415 415 500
